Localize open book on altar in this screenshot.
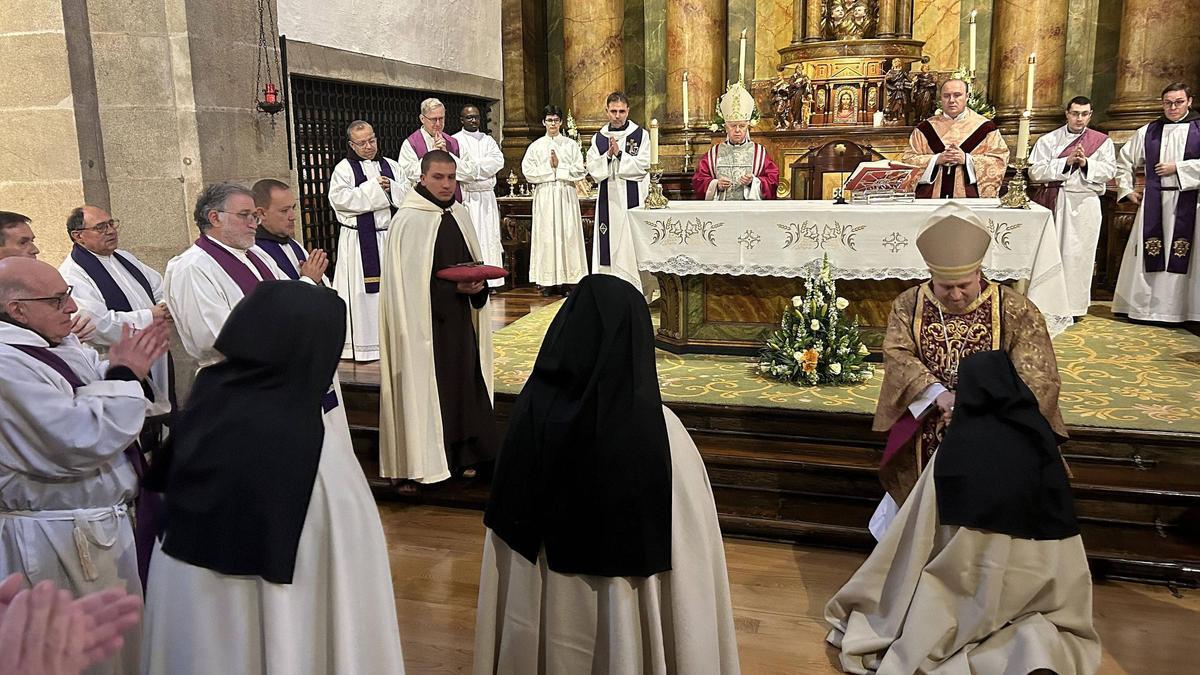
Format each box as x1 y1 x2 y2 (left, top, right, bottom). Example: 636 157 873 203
843 160 923 195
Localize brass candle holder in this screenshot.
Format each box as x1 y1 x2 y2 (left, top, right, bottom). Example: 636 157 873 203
999 156 1031 209
644 163 670 209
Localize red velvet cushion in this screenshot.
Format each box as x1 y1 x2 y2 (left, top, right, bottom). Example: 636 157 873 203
435 264 509 282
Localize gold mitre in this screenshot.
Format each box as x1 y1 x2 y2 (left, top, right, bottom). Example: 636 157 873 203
718 81 756 122
916 201 992 279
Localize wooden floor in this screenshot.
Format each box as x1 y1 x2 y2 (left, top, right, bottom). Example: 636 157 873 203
383 503 1200 675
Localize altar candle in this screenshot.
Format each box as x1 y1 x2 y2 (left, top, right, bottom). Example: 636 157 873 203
649 118 660 165
1024 53 1037 112
683 71 690 128
968 11 977 74
739 29 747 83
1016 110 1031 160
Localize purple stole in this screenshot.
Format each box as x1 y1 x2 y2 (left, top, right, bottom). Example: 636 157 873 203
406 130 463 203
195 234 276 295
70 245 154 312
1029 128 1109 212
592 127 645 266
256 237 307 280
7 343 161 588
914 119 997 199
1142 118 1200 273
346 158 397 294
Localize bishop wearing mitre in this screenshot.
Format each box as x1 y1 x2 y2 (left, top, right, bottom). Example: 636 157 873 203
692 82 780 201
903 79 1009 198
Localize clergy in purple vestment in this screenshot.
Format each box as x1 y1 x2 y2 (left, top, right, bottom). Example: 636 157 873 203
396 97 478 203
251 179 328 283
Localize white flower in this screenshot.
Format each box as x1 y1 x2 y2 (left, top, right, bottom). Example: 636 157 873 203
793 351 804 363
830 362 843 375
759 363 770 372
791 295 803 308
810 319 821 331
858 343 870 356
835 297 849 310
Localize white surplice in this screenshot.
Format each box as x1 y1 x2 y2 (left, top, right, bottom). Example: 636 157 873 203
139 377 405 675
396 128 479 203
164 240 294 370
522 135 589 287
1028 126 1117 317
329 156 404 361
453 128 507 287
1113 122 1200 322
586 122 653 295
0 324 148 675
472 406 740 675
60 248 171 415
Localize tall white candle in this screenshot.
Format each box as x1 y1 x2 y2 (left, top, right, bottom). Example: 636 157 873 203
683 71 690 128
1016 110 1031 160
968 11 977 74
1025 53 1037 112
649 118 660 165
739 29 747 83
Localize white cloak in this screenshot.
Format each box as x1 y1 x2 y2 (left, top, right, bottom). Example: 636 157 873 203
396 128 479 203
473 406 740 675
164 239 295 370
453 129 507 288
329 156 405 361
0 323 148 675
60 248 172 416
1028 126 1118 317
586 122 653 295
378 189 494 483
522 135 589 287
1113 121 1200 322
139 377 405 674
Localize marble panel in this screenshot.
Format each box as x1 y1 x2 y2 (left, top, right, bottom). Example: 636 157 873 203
642 0 668 123
727 0 757 85
665 0 726 127
1087 0 1122 125
563 0 624 124
913 0 961 72
754 0 793 81
624 0 648 120
1062 0 1099 104
547 0 564 112
1113 0 1200 103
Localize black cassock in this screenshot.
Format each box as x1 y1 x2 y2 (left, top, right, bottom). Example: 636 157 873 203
430 214 499 471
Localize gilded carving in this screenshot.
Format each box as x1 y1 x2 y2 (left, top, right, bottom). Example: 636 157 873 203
823 0 879 40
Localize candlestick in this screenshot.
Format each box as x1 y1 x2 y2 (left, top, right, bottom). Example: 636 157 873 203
649 118 660 165
968 11 977 74
739 29 747 84
1016 110 1031 160
682 71 690 129
999 156 1031 209
1024 53 1037 112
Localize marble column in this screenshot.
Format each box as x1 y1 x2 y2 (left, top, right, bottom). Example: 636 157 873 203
803 0 823 43
896 0 913 39
666 0 725 128
877 0 898 39
988 0 1069 133
563 0 625 126
792 0 804 44
1104 0 1200 130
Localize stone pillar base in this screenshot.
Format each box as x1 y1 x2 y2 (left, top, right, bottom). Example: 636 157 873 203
1099 100 1163 132
994 105 1066 136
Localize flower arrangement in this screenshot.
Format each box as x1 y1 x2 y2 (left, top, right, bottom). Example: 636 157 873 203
756 255 875 386
565 109 582 147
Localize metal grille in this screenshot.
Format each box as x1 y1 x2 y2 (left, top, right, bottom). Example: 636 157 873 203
290 75 492 269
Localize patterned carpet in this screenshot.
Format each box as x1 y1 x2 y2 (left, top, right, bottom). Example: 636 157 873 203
492 302 1200 434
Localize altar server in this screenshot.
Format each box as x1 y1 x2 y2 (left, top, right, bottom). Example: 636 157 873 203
397 98 477 203
59 205 172 416
827 350 1100 675
522 105 589 295
165 183 317 370
904 79 1010 198
873 202 1065 508
379 150 498 485
586 92 652 293
475 275 740 675
692 81 780 201
141 282 405 674
1029 96 1117 318
1113 82 1200 323
0 257 169 675
252 179 327 282
329 120 403 361
453 104 507 288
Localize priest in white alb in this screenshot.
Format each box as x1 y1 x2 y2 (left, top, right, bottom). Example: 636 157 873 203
328 120 403 361
522 105 589 295
692 81 780 201
397 98 477 203
1113 82 1200 323
453 104 507 288
1028 96 1117 318
904 79 1009 198
252 179 327 281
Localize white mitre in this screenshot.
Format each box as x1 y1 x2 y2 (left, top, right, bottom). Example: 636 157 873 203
916 201 992 280
718 81 756 123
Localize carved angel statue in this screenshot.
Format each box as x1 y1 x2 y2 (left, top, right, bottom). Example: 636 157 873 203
771 67 795 130
824 0 878 40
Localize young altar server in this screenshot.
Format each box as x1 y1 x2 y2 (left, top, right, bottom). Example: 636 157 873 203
586 91 652 294
453 104 507 288
397 98 477 203
692 81 780 200
522 105 589 296
903 79 1010 198
252 179 327 281
475 275 740 675
0 257 169 675
1028 96 1117 318
328 120 403 361
141 282 404 674
826 350 1100 674
378 150 499 486
1113 82 1200 323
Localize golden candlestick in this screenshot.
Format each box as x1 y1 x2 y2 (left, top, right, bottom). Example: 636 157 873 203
644 163 670 209
999 156 1031 209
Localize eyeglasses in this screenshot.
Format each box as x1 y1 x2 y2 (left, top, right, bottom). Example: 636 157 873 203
422 115 445 123
544 118 562 124
1163 99 1190 108
13 286 74 310
218 210 257 222
77 219 120 233
350 136 378 147
1066 110 1092 118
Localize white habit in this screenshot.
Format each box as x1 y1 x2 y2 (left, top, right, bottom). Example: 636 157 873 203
396 128 478 202
328 155 404 361
140 378 405 674
60 249 172 416
1113 122 1200 322
472 406 740 675
586 122 653 295
453 128 507 288
522 135 589 288
0 324 148 675
1028 127 1117 317
378 189 494 483
164 239 295 370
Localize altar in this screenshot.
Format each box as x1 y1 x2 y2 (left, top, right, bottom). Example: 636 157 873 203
629 199 1071 355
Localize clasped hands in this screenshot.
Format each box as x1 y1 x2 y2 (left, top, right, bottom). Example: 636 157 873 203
716 174 754 190
934 391 956 426
937 144 966 166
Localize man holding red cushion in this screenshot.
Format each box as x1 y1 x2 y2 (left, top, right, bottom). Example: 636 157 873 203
377 150 499 488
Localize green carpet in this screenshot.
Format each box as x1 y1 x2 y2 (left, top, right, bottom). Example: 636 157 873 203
492 302 1200 434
